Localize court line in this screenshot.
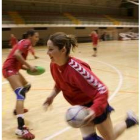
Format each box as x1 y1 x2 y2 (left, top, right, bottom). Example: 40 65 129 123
44 127 71 140
2 81 8 85
43 59 123 140
89 60 123 101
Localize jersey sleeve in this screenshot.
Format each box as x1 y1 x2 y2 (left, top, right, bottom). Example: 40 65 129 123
18 40 31 54
69 60 108 117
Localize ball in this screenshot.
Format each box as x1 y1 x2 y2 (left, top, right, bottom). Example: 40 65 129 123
27 66 45 75
65 105 89 128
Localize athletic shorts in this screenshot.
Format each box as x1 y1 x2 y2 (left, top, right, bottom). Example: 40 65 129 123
2 67 19 78
92 40 98 46
93 42 98 46
83 102 114 124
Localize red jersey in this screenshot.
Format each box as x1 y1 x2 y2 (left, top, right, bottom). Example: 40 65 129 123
50 57 108 117
91 34 98 45
3 39 31 71
10 36 18 46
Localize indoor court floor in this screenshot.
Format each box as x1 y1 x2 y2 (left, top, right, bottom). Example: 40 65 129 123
2 40 139 140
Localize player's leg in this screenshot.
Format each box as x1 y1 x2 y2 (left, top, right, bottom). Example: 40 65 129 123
96 112 138 140
80 123 103 140
19 72 31 91
7 74 25 114
6 74 35 139
92 47 97 57
92 42 97 57
13 72 30 115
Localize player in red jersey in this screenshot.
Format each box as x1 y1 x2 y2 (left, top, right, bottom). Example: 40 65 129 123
43 32 138 140
90 31 99 57
2 29 39 139
22 33 39 59
9 34 18 47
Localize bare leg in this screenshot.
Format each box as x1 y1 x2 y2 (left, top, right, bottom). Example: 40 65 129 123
80 123 96 138
7 74 24 115
96 115 126 140
92 45 97 57
18 72 28 86
6 74 35 139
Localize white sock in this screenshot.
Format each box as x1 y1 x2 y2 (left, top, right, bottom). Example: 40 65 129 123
17 114 24 118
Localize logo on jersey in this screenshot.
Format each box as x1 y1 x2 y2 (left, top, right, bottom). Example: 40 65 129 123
69 59 107 94
8 70 13 73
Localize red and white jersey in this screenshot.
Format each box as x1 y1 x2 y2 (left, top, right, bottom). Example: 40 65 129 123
3 39 31 71
50 57 109 117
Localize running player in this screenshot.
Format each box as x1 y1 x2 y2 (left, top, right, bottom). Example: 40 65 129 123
90 31 99 57
44 32 138 140
2 29 39 139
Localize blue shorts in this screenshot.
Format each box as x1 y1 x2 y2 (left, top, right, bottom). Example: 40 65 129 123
83 102 114 124
84 133 103 140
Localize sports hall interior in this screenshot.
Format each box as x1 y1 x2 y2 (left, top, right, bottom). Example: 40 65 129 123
2 0 139 140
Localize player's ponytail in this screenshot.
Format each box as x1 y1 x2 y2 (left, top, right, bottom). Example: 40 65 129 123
22 29 37 39
49 32 78 55
66 34 78 55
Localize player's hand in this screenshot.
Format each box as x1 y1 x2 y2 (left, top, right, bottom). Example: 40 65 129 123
43 97 54 111
83 108 96 125
29 65 37 72
22 65 28 70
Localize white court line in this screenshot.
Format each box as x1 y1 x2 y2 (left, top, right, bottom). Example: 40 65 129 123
2 81 8 85
44 127 71 140
89 60 123 102
43 59 123 140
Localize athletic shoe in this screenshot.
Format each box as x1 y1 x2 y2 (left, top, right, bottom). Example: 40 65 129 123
127 110 139 125
15 126 35 139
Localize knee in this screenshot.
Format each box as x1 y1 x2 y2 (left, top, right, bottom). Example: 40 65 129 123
14 87 28 100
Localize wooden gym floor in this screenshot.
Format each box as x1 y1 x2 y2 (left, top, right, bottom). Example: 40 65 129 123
2 40 139 140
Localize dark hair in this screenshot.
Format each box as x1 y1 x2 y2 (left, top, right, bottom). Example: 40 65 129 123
49 32 78 55
22 29 37 39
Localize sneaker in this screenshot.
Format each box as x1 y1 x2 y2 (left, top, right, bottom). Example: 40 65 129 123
127 110 139 125
13 109 28 115
15 126 35 139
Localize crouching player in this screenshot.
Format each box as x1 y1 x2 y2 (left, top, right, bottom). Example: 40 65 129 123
2 29 39 139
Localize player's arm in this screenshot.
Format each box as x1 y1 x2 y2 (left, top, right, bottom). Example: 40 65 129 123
43 86 60 108
48 87 60 99
43 63 61 108
70 66 108 121
14 49 36 72
21 65 28 70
